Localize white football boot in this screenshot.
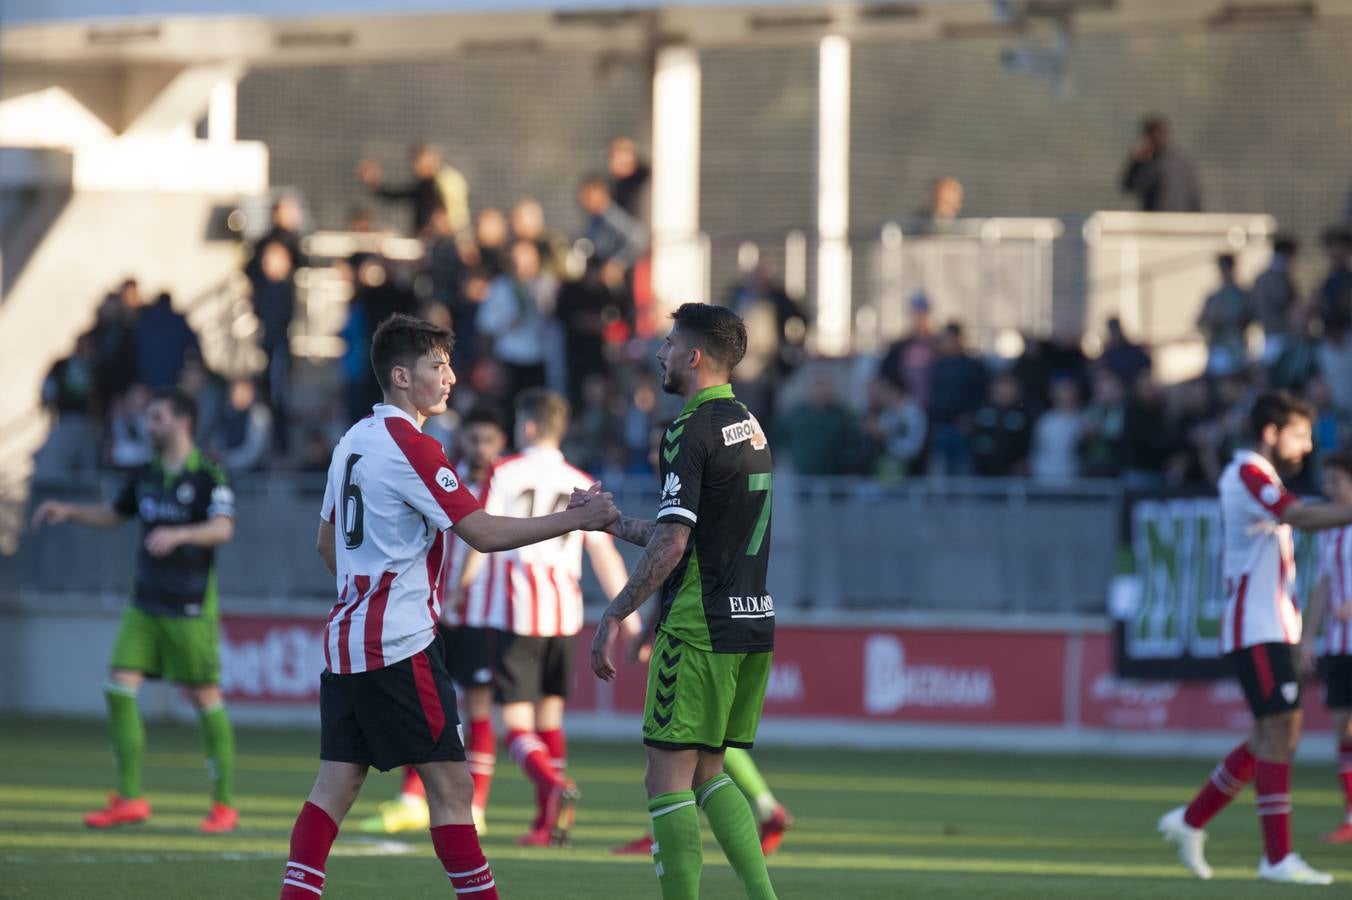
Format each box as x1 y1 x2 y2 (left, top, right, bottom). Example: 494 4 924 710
1158 806 1213 880
1258 853 1333 885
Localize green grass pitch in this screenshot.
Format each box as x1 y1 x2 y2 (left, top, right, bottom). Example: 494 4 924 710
4 716 1352 898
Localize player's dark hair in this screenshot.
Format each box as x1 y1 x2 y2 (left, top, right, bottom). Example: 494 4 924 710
670 302 748 373
1250 391 1316 441
515 388 571 441
1324 451 1352 478
461 404 506 433
150 386 197 431
370 313 454 394
1272 234 1298 256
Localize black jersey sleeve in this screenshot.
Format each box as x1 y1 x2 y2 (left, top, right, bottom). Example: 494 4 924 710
655 412 709 527
112 469 139 518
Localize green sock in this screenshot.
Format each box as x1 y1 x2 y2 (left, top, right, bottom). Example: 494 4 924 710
697 774 777 900
198 702 235 805
724 748 777 822
648 790 703 900
104 683 144 799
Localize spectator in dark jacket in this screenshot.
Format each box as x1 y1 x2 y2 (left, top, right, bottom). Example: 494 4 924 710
91 278 143 411
245 196 305 282
927 322 988 475
1120 115 1202 212
358 143 468 235
970 373 1032 477
250 240 296 455
1317 226 1352 334
1098 317 1151 389
133 292 198 388
1079 367 1128 477
607 136 651 220
1251 235 1301 365
878 293 938 408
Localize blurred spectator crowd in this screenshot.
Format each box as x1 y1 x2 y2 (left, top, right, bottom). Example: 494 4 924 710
33 128 1352 495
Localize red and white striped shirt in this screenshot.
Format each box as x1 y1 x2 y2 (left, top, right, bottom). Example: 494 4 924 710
437 470 489 628
465 446 612 637
1218 449 1301 654
320 404 482 674
1319 526 1352 657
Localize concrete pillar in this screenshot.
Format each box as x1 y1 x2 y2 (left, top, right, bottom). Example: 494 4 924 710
815 35 851 356
649 44 704 313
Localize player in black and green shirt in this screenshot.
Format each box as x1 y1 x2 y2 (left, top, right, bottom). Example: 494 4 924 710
587 303 778 900
31 388 240 833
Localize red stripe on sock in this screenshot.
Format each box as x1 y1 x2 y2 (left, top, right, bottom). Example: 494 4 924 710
1184 742 1255 829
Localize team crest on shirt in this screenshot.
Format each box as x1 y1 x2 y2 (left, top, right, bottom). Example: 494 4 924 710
435 467 459 492
176 483 196 504
661 473 682 500
722 415 768 451
1280 682 1298 704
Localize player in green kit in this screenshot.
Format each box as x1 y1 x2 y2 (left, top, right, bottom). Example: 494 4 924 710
585 303 778 900
31 388 239 833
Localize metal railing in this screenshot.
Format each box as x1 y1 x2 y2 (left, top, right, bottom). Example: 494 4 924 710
4 474 1122 615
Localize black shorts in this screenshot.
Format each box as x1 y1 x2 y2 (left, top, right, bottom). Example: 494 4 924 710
437 624 496 691
1228 642 1302 720
1325 655 1352 709
492 630 572 704
320 635 465 772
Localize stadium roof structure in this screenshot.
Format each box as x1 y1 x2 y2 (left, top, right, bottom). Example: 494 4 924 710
6 0 1350 65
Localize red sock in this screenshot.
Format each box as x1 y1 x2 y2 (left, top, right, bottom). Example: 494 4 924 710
401 766 426 801
467 719 495 811
507 729 565 791
280 801 338 899
508 729 564 831
1256 759 1293 864
1184 742 1256 828
538 727 566 775
431 823 498 898
1340 742 1352 821
536 728 567 829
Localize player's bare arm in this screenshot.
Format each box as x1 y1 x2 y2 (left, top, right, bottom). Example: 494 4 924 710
591 522 690 681
585 530 642 640
145 515 234 558
1281 501 1352 531
1301 575 1330 676
30 501 125 530
315 519 337 577
568 486 655 547
453 489 617 553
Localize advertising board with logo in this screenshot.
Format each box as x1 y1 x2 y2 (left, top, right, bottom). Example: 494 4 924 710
216 615 1334 737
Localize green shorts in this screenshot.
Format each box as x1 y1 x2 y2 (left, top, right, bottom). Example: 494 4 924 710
109 605 221 685
642 629 772 753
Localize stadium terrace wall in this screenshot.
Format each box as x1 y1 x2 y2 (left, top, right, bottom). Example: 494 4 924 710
0 599 1339 759
238 22 1352 298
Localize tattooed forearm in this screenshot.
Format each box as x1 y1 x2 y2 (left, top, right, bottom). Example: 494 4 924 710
602 523 688 622
608 516 657 548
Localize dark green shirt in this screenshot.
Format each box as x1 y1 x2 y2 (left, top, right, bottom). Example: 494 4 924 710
655 384 774 653
113 448 234 617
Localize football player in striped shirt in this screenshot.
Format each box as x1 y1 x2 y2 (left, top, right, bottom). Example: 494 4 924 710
466 389 634 846
278 315 617 900
1299 451 1352 844
1160 394 1352 886
358 405 507 836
